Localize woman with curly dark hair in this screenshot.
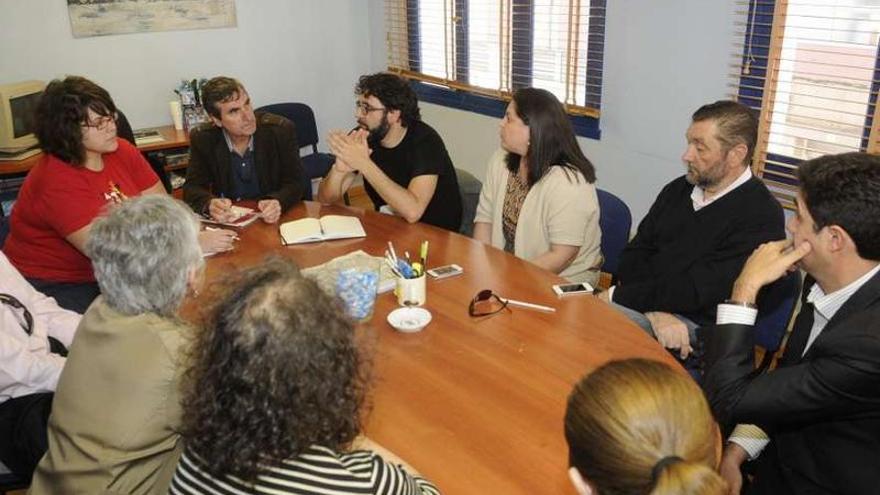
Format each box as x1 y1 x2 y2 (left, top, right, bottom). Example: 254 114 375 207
3 76 235 314
169 258 439 495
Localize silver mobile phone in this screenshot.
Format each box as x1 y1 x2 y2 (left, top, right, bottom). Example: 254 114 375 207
552 282 594 296
426 264 463 279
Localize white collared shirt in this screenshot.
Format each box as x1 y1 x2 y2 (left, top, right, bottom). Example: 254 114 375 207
0 252 81 402
691 166 753 211
722 263 880 459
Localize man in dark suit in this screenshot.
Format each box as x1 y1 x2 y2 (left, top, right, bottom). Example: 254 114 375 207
184 76 305 224
704 152 880 495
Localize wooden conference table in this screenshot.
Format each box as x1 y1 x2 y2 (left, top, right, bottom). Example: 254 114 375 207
193 201 678 495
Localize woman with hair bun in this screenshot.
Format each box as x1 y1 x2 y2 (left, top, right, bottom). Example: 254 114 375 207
564 359 727 495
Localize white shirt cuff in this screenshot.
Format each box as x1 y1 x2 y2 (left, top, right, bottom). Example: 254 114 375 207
717 303 758 325
729 424 770 460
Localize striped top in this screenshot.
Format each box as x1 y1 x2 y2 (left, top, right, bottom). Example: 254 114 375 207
168 445 441 495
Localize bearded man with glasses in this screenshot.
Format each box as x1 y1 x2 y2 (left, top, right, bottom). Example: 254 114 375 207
318 73 463 232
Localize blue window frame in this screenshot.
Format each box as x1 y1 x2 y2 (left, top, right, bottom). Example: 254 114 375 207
390 0 606 140
736 0 880 208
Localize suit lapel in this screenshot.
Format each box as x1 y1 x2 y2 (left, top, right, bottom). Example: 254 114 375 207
801 269 880 359
212 130 232 197
252 120 270 194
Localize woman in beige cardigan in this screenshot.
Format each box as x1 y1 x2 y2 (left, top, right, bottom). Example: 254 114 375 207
473 88 602 286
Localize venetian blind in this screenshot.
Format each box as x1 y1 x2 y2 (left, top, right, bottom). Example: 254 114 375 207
733 0 880 208
386 0 606 117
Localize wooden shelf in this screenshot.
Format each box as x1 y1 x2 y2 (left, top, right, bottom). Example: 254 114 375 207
0 125 190 177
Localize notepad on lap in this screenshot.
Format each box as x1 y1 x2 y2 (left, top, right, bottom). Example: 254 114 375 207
280 215 366 245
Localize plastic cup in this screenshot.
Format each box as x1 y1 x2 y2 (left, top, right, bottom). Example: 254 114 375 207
169 101 183 130
335 267 379 322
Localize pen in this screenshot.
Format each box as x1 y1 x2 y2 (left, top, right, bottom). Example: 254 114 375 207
420 241 428 268
387 241 398 264
500 298 556 313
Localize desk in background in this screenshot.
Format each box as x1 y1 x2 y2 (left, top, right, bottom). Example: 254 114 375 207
0 125 188 177
187 201 679 495
0 125 189 211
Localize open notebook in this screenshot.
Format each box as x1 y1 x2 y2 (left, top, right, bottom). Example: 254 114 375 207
280 215 366 245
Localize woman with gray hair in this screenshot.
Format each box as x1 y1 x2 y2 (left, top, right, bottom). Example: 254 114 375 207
29 194 203 495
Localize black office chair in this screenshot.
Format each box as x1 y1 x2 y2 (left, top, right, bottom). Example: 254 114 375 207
256 103 335 201
116 110 173 193
456 168 482 237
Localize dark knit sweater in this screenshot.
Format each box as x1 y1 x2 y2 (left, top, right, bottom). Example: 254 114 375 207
614 175 785 325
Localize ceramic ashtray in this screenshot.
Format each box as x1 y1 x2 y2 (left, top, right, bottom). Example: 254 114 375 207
387 307 432 333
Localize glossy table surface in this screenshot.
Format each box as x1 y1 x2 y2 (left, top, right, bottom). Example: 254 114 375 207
191 201 677 495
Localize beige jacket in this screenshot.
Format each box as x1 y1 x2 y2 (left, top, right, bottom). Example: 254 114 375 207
474 149 602 285
30 298 187 495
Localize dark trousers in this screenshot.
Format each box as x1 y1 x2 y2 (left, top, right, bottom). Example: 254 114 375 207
0 393 53 480
26 278 99 314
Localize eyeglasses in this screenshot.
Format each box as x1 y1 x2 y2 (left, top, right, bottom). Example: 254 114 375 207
468 289 509 317
82 112 118 132
355 101 387 115
0 293 34 336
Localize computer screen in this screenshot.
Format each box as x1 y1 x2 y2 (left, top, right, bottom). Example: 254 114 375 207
0 80 44 154
10 92 40 139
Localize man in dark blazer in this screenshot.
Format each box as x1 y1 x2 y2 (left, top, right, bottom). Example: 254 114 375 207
703 152 880 495
184 77 305 224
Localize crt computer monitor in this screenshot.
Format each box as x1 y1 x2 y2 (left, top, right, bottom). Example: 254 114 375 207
0 80 45 154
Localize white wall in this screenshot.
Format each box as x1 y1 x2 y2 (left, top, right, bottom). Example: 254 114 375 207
2 0 743 222
0 0 378 138
367 0 741 223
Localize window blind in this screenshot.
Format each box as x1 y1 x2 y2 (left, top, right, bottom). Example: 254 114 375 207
386 0 606 118
734 0 880 208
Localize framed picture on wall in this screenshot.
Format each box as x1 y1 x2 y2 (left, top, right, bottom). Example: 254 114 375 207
67 0 237 38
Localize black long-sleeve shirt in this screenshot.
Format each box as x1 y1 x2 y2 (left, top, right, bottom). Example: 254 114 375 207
614 175 784 325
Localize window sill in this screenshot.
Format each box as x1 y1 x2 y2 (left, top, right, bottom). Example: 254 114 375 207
411 81 601 141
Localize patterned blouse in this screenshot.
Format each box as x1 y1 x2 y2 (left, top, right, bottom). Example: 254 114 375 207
502 171 530 253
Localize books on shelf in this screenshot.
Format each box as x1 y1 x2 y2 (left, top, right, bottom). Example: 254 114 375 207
280 215 366 245
133 129 165 146
200 205 260 228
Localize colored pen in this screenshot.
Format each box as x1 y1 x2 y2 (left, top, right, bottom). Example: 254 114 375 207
420 241 428 268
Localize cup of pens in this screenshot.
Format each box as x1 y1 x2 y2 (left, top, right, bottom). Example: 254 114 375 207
387 241 428 307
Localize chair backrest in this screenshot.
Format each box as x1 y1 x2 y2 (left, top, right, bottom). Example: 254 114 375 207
0 210 8 250
755 270 802 354
596 189 632 276
456 168 482 237
115 109 137 146
256 103 320 153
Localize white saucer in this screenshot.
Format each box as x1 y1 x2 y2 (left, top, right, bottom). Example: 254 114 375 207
387 307 432 333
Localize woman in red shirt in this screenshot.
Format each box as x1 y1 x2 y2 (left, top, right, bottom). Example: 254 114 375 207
3 76 234 313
